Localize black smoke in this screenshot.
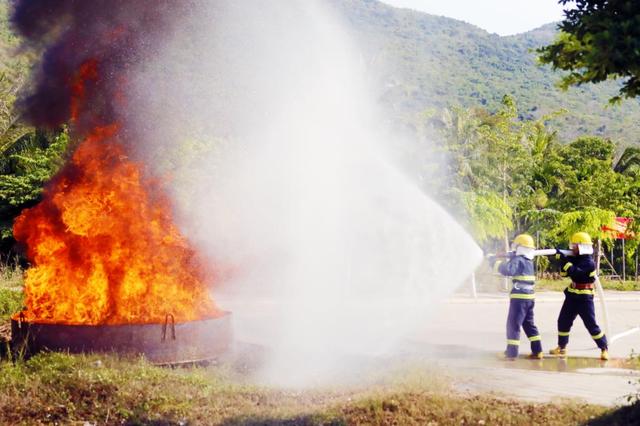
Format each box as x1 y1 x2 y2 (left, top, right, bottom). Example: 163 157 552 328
11 0 192 132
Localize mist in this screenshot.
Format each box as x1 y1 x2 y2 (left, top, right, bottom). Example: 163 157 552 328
127 0 483 386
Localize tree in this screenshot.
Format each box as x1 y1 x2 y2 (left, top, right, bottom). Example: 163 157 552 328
614 146 640 177
0 70 34 155
459 190 513 244
438 96 538 248
0 129 70 255
438 106 483 192
0 2 70 258
538 0 640 102
550 207 616 243
554 137 636 216
0 0 34 154
435 97 640 254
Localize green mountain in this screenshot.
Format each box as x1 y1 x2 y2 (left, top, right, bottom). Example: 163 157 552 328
2 0 640 147
333 0 640 147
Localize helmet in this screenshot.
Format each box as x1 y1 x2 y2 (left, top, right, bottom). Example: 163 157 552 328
513 234 535 249
570 232 592 245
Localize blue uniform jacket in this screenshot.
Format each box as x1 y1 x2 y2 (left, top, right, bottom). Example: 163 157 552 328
495 255 536 298
561 254 597 296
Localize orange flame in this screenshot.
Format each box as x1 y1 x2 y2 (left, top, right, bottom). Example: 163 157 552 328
69 59 98 122
12 61 220 325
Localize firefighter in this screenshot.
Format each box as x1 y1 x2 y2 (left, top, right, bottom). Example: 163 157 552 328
550 232 609 360
489 234 543 360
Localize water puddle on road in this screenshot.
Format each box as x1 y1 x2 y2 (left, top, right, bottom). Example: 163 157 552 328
400 342 640 377
499 355 640 375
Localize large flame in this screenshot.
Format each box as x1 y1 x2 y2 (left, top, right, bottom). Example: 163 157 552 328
12 62 220 325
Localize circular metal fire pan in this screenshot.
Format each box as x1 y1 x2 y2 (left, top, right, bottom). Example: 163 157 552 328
11 312 232 365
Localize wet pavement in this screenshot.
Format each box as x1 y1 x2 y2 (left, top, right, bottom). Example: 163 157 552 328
452 360 637 407
223 290 640 406
428 290 640 359
409 290 640 406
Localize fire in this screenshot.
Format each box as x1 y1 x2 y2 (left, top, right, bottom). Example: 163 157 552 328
12 62 220 325
70 60 98 122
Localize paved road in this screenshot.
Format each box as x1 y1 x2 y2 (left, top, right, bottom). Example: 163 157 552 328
222 290 640 406
408 290 640 406
421 290 640 359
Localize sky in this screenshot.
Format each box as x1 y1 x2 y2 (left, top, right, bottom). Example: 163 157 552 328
380 0 566 36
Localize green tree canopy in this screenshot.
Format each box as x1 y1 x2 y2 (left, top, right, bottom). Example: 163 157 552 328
434 95 639 266
538 0 640 102
459 190 513 244
0 129 70 246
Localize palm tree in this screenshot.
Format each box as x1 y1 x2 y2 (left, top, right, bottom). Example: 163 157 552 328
0 71 35 157
614 146 640 176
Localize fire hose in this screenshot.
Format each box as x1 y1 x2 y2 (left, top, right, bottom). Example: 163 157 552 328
488 248 611 346
489 248 572 258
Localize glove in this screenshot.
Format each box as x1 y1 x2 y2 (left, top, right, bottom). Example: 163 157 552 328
555 247 567 261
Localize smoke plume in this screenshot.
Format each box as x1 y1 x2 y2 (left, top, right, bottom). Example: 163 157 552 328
12 0 482 383
10 0 218 325
11 0 189 132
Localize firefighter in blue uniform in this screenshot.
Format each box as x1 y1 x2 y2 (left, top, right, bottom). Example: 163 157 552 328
491 234 543 360
550 232 609 360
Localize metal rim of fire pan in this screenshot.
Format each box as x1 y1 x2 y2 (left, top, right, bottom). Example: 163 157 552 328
10 312 232 365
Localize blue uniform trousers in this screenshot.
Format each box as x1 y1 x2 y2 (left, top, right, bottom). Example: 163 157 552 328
557 290 607 349
506 298 542 358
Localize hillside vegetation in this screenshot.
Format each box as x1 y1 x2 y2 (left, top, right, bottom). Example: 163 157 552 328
334 0 640 148
3 0 640 150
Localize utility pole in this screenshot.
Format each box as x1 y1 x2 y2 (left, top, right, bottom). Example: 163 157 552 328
595 239 602 275
536 230 540 278
471 271 477 299
611 241 614 272
503 231 509 291
622 238 626 281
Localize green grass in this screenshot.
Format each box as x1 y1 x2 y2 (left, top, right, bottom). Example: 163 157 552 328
0 352 623 425
536 279 640 292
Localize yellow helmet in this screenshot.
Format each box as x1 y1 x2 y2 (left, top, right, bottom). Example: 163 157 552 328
513 233 535 249
570 232 593 245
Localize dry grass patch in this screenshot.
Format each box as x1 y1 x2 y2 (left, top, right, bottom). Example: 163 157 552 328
0 262 23 290
0 352 622 425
